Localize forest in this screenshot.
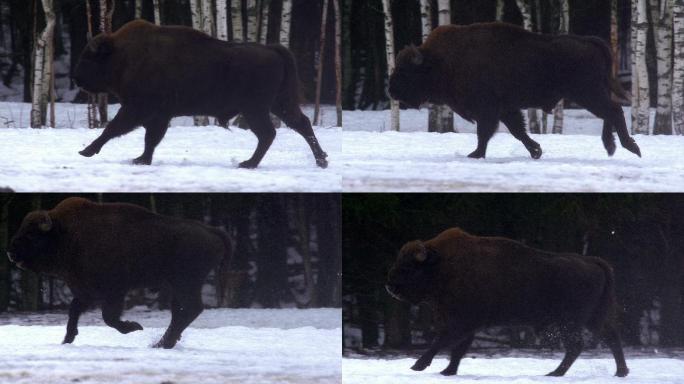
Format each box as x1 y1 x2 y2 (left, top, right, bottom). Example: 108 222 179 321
0 193 342 312
343 194 684 351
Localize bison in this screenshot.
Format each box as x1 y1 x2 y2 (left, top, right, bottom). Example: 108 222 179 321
73 19 328 168
388 22 641 160
6 197 231 349
386 227 629 378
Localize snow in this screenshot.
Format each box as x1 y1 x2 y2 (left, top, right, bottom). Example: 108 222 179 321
0 308 341 384
0 102 341 192
343 355 684 384
342 108 684 192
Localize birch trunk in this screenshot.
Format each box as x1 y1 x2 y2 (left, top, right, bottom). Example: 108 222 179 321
231 0 244 41
428 0 454 133
280 0 292 47
216 0 229 41
634 0 650 134
333 0 342 127
153 0 161 25
382 0 399 131
610 0 619 76
313 0 329 126
201 0 214 36
190 0 210 126
30 0 55 128
260 0 270 44
496 0 504 21
135 0 142 19
552 0 569 134
246 0 258 42
516 0 540 134
420 0 432 41
97 0 115 126
631 0 638 130
651 0 673 135
85 0 98 128
673 0 684 135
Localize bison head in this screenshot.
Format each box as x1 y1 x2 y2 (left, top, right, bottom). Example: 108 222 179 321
385 240 440 304
73 35 114 93
388 45 433 109
7 211 60 273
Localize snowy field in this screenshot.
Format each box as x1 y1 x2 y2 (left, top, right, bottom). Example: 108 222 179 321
342 108 684 192
343 354 684 384
0 307 341 384
0 102 341 192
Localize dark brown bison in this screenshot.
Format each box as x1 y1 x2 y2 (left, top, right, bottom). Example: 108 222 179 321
73 19 328 168
386 228 628 378
389 22 641 160
6 197 231 349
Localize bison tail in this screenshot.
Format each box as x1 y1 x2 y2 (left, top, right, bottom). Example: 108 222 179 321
590 258 620 329
268 44 302 106
584 36 630 103
212 227 233 306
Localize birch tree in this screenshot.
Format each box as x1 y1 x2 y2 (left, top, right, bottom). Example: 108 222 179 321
516 0 540 134
216 0 228 41
246 0 258 42
135 0 142 19
231 0 244 41
190 0 210 126
420 0 432 41
496 0 505 21
650 0 673 135
96 0 115 126
30 0 56 128
673 0 684 135
260 0 271 44
280 0 292 47
314 0 330 126
633 0 650 134
153 0 161 25
552 0 569 134
85 0 98 128
382 0 399 131
333 0 342 127
428 0 454 133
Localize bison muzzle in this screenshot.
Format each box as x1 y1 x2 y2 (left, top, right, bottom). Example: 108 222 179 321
389 22 641 160
7 197 231 349
73 19 328 169
386 227 629 378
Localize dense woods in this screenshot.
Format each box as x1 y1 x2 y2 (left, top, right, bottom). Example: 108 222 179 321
343 194 684 351
0 193 341 312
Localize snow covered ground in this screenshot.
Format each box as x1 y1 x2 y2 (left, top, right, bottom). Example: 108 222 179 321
342 108 684 192
0 307 341 384
0 102 341 192
343 354 684 384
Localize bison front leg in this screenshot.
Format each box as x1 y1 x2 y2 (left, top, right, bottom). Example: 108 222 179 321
79 106 141 158
468 115 499 159
501 110 542 159
133 116 171 165
238 111 276 169
62 297 88 344
411 330 464 371
440 333 475 376
101 296 144 335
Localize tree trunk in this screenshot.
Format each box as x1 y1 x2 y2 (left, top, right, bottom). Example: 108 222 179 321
259 0 270 44
496 0 505 21
651 0 673 135
381 0 399 131
231 0 244 41
516 0 540 134
315 194 341 307
190 0 210 126
30 0 56 128
313 0 329 126
254 196 290 308
552 0 568 134
0 196 11 311
21 195 42 310
153 0 161 25
420 0 432 41
216 0 228 41
245 0 258 42
333 0 342 127
633 0 650 134
96 0 114 126
280 0 292 47
428 0 454 133
135 0 142 18
673 0 684 135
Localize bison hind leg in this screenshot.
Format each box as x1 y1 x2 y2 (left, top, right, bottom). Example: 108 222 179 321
598 322 629 377
546 328 583 377
154 286 204 349
500 110 542 159
440 333 475 376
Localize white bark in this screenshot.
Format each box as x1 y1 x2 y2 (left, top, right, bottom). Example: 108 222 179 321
231 0 244 41
313 0 330 126
280 0 292 47
260 0 270 44
650 0 673 135
673 0 684 135
189 0 210 126
420 0 432 41
634 0 650 134
631 0 638 129
216 0 229 41
153 0 161 25
30 0 55 128
496 0 504 21
382 0 399 131
246 0 258 42
201 0 214 35
516 0 540 134
552 0 569 134
135 0 142 19
428 0 454 133
333 0 342 127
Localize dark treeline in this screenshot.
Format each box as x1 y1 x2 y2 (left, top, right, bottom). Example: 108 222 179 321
0 193 341 312
343 194 684 352
0 0 338 104
344 0 633 110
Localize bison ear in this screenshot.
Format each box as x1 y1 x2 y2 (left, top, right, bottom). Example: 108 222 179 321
91 36 114 58
415 242 439 265
38 211 53 232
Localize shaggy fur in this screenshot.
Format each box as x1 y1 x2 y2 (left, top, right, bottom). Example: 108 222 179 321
386 227 628 377
7 197 231 349
73 19 327 168
389 22 641 159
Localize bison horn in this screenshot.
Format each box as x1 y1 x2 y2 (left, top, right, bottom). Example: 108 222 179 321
415 242 427 262
39 211 52 232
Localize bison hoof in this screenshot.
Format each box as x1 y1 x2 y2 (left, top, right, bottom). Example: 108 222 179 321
411 360 430 371
603 140 617 157
238 160 259 169
440 367 458 376
622 140 641 158
79 147 98 157
316 157 328 169
153 338 177 349
120 321 143 334
62 333 77 344
528 146 542 160
616 368 629 377
545 370 565 377
132 156 152 165
467 150 486 159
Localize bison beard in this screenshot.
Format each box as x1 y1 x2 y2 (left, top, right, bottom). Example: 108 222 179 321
6 197 231 349
389 22 641 160
386 228 629 378
73 20 328 169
